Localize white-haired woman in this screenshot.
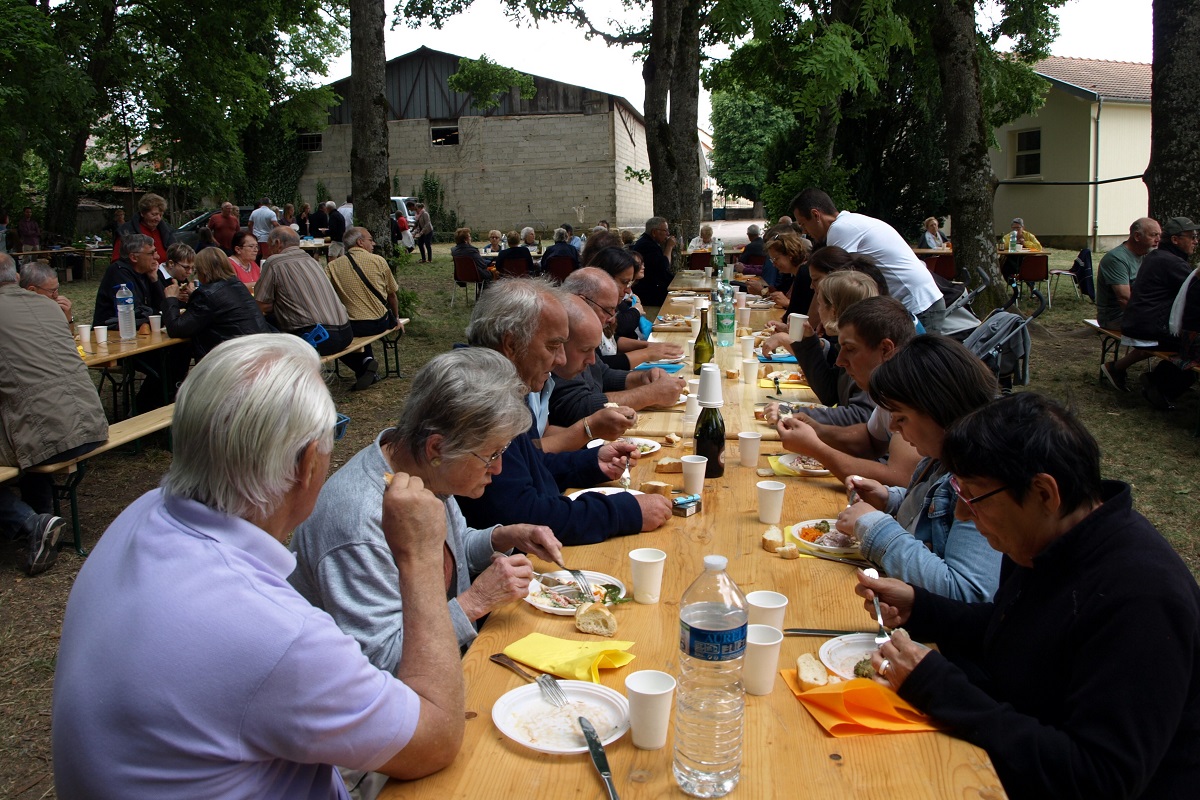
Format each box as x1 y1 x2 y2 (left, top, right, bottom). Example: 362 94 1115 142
291 347 563 672
687 224 714 251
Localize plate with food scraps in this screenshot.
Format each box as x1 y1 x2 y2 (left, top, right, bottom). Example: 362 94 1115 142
819 633 880 681
748 300 776 309
778 453 832 477
524 571 627 615
492 679 629 754
786 519 860 555
621 436 661 454
567 487 645 499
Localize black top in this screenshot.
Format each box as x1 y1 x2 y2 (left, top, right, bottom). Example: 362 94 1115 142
163 277 276 360
309 208 330 236
631 233 672 308
541 242 580 272
93 259 165 327
899 481 1200 799
326 208 346 243
495 246 536 277
1121 240 1192 341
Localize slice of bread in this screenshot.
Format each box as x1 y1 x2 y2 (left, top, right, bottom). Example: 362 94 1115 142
796 652 829 691
776 543 800 559
655 457 684 474
761 525 784 552
575 602 617 637
639 481 673 497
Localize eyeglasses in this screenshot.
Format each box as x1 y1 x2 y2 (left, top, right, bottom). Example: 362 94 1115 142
468 442 511 469
949 475 1007 512
238 241 259 249
133 249 156 260
581 294 617 319
34 283 59 298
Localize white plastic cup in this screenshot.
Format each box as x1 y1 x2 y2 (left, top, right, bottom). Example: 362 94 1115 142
76 324 92 346
629 548 667 604
739 336 755 360
736 307 752 327
697 363 723 407
682 455 708 495
625 670 676 749
690 317 701 337
788 314 809 341
735 290 747 308
757 480 786 524
743 624 784 696
746 590 789 630
683 394 700 424
738 431 762 467
723 264 734 282
703 266 713 278
149 314 162 335
741 359 758 385
93 326 109 346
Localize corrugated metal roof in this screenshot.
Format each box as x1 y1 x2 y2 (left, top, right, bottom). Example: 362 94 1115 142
326 46 643 125
1035 56 1152 103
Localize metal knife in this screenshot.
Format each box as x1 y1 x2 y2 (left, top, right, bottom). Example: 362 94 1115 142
784 628 875 637
578 716 619 800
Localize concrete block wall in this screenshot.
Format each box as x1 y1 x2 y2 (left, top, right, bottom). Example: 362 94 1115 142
613 112 653 230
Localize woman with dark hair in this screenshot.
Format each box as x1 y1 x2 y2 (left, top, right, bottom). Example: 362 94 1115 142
762 232 814 319
588 246 682 368
111 192 175 263
579 229 623 267
835 335 1001 602
228 229 261 288
163 247 275 360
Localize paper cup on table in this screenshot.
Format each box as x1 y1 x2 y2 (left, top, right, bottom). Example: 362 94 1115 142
744 624 784 696
741 359 758 385
682 455 708 495
735 290 746 308
149 314 162 335
683 394 700 426
703 266 713 278
788 314 809 341
625 670 676 749
697 363 723 407
93 326 108 346
746 590 788 630
689 317 701 337
757 480 786 524
629 548 667 604
76 324 92 350
739 336 755 360
738 431 762 467
736 307 752 328
723 264 734 282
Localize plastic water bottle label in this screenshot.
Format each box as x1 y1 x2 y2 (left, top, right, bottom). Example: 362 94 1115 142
680 621 746 661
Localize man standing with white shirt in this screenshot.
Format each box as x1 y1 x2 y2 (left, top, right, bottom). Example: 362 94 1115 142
791 188 946 334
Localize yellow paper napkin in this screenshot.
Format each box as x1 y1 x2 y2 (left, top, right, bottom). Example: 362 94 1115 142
758 378 808 390
504 632 635 682
781 671 938 736
767 455 802 477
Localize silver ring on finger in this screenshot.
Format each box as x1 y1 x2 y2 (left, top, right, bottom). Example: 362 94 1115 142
878 658 891 677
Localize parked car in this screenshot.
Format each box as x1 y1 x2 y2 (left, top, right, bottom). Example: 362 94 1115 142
391 196 417 230
174 206 253 248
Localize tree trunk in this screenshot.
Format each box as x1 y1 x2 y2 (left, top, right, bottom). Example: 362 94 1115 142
348 0 393 257
1147 0 1200 220
932 0 1006 311
668 0 703 243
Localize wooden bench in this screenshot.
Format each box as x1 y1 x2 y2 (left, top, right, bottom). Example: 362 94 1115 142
1085 319 1181 371
0 466 18 485
30 404 175 555
321 319 408 380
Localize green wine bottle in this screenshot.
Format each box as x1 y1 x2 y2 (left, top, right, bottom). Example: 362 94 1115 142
692 303 714 374
694 405 726 478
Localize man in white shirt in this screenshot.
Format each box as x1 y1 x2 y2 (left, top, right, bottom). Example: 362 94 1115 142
338 195 354 227
791 188 946 334
249 196 279 259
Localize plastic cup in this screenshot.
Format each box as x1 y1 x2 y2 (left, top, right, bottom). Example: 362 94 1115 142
738 431 762 467
722 264 734 282
697 363 723 407
741 359 758 385
739 336 755 360
744 624 784 696
76 324 92 346
788 314 809 341
149 314 162 335
757 480 786 524
682 455 708 495
746 590 789 630
93 326 108 346
625 670 676 749
690 317 701 337
735 291 747 308
736 307 752 327
703 266 713 278
629 548 667 604
683 394 700 425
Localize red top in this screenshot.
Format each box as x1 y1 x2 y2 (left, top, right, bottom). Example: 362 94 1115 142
207 213 241 251
229 256 261 286
112 222 167 263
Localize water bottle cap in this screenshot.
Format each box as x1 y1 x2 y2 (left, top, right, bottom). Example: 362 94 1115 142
703 554 727 571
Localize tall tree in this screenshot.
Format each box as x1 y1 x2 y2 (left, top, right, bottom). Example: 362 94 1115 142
1147 0 1200 220
349 0 393 254
708 88 793 208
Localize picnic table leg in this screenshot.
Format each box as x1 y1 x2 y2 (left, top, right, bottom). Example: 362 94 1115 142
48 465 89 556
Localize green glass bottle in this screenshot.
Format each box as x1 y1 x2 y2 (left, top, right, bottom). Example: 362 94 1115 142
692 303 714 374
693 405 726 478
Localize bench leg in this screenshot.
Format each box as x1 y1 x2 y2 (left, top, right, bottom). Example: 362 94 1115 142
381 332 403 378
48 465 88 556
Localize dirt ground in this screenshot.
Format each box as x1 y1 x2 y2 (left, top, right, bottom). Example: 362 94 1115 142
1 248 1197 797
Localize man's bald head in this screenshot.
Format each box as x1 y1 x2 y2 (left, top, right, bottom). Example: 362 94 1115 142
555 294 602 380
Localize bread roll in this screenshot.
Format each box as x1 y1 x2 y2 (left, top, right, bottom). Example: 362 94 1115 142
664 432 681 445
796 653 828 691
776 543 800 559
639 481 672 497
655 457 684 474
761 525 783 552
574 602 617 637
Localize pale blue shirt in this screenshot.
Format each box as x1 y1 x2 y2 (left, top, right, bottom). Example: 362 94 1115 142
53 489 421 799
527 376 554 437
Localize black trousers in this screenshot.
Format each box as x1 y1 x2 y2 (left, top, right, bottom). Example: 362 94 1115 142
341 313 393 374
417 233 433 262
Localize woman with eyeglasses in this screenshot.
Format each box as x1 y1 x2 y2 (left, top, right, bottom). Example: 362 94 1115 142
289 348 564 677
228 229 261 289
835 335 1002 602
481 229 504 254
163 247 275 361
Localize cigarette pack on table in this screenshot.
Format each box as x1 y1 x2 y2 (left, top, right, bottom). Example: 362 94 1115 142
672 499 702 517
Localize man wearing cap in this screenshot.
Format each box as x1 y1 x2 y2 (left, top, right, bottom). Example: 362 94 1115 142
1097 218 1162 391
1008 218 1041 250
1121 217 1200 409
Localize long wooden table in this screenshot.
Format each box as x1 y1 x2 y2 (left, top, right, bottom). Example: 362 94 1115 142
77 328 188 367
378 377 1004 799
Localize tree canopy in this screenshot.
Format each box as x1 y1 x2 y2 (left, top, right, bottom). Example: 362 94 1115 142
447 55 537 111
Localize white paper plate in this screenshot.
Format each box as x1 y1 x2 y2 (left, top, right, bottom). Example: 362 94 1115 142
492 680 629 754
748 300 776 309
621 436 661 455
567 487 644 499
786 519 860 555
778 453 832 477
524 570 627 615
819 633 880 680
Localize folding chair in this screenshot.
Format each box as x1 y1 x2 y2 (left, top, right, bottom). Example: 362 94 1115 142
451 256 484 306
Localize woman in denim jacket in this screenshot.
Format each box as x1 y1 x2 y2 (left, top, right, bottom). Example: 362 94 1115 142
836 335 1002 602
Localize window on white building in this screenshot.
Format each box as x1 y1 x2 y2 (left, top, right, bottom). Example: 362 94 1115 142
1013 129 1041 178
431 126 459 146
297 133 322 152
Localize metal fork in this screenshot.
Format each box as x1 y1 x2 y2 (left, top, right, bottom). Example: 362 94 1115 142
535 673 570 707
556 561 593 601
862 568 891 646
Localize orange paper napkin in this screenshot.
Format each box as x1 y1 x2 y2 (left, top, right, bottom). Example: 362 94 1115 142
781 671 939 736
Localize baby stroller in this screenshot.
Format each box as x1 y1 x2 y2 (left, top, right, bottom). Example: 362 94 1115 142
962 259 1048 392
932 263 990 342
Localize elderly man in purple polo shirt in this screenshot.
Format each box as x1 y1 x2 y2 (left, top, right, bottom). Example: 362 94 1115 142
52 334 465 798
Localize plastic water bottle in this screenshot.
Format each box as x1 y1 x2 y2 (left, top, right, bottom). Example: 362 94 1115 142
716 285 735 347
116 283 136 340
1009 230 1018 251
713 238 725 271
673 554 747 798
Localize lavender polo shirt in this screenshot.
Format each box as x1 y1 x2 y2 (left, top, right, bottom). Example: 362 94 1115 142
52 489 421 799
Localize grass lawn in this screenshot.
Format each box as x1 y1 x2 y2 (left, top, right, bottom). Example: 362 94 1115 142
0 243 1196 798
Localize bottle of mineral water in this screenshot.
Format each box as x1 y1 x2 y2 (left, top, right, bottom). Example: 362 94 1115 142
674 554 747 798
715 285 735 347
116 283 136 340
